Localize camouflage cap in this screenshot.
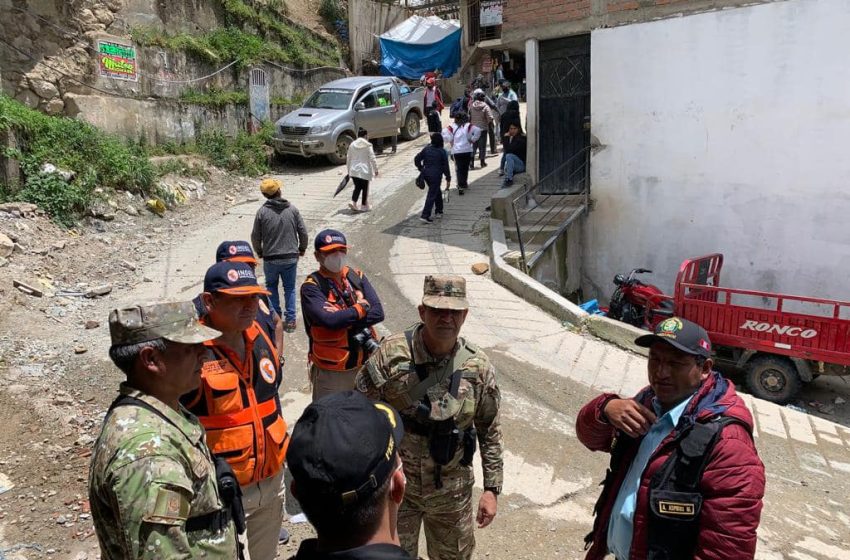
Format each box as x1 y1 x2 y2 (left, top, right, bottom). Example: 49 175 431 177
422 275 469 310
108 301 221 346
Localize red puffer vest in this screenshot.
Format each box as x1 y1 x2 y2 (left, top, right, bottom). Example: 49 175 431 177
577 373 765 560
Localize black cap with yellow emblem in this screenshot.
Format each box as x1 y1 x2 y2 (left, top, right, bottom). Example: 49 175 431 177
635 317 713 359
287 391 404 506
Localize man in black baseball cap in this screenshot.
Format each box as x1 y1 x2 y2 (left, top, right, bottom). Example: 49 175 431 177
633 316 713 412
287 391 410 559
300 229 385 401
575 317 764 560
182 261 290 560
193 241 283 357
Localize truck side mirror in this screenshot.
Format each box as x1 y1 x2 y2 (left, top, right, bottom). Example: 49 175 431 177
354 102 366 111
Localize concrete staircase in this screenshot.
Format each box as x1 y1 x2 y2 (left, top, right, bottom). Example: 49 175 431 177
492 183 585 269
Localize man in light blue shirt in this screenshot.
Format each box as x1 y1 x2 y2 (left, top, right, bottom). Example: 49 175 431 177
606 394 693 559
576 317 764 560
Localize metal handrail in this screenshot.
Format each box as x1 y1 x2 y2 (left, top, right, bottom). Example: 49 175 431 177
510 147 591 271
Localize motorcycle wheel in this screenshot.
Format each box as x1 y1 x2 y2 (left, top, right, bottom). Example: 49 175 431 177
608 289 624 320
621 303 645 328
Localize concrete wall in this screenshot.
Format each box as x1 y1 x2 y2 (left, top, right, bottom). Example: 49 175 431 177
64 93 251 144
586 0 850 302
501 0 776 44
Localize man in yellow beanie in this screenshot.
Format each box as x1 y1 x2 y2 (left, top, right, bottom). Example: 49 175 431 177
252 177 309 333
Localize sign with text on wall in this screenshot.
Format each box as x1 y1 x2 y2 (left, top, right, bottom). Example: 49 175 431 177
98 40 138 81
480 1 503 27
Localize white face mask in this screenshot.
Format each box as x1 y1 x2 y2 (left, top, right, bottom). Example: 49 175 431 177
323 252 346 273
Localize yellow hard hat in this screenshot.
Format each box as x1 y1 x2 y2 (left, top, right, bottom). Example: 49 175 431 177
260 178 282 196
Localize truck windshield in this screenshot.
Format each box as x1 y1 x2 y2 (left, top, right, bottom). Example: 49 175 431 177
303 89 353 110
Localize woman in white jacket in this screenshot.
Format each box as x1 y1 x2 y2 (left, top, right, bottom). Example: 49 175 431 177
346 128 379 211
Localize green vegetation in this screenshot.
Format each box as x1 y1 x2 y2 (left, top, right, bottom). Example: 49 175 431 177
152 158 210 180
319 0 346 23
271 95 304 107
132 0 339 70
180 88 249 108
195 124 274 177
0 95 154 227
0 96 275 226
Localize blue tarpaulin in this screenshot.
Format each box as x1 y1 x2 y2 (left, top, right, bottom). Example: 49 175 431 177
379 15 461 79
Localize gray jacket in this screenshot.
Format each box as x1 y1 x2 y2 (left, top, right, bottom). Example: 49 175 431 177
251 197 309 260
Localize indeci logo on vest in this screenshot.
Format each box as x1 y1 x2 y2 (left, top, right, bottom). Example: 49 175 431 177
259 357 276 383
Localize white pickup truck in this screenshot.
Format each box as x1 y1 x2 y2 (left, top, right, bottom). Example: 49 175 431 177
273 76 424 165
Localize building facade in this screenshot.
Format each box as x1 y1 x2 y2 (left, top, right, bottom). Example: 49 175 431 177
479 0 850 303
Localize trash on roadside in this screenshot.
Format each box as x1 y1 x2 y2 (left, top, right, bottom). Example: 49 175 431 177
579 299 606 316
146 198 166 216
0 472 13 495
290 513 308 524
13 280 43 297
784 404 806 413
807 401 834 415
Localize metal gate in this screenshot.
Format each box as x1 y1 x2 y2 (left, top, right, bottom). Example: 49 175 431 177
538 35 590 194
249 67 271 125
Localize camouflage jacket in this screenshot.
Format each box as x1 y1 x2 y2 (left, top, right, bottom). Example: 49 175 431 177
356 324 503 488
88 384 238 560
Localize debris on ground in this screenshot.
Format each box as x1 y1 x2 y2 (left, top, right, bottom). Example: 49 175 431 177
472 263 490 275
807 401 834 415
84 285 113 298
13 280 43 297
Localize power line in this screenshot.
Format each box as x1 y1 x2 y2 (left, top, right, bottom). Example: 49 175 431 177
9 5 341 84
0 36 124 98
10 6 242 85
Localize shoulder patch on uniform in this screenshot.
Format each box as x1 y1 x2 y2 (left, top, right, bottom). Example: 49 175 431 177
461 337 480 354
303 276 318 286
143 487 191 526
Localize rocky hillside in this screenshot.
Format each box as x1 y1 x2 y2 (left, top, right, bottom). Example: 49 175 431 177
1 0 345 120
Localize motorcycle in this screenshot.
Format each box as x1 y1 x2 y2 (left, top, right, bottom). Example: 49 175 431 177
605 268 675 330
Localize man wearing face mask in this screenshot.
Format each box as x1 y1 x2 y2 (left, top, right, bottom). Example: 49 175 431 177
301 229 385 401
355 275 503 560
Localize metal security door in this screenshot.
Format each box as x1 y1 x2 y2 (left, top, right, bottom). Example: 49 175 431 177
538 35 590 194
249 68 271 125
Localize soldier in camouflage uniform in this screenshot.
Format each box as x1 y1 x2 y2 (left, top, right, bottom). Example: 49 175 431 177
89 301 240 559
356 275 503 560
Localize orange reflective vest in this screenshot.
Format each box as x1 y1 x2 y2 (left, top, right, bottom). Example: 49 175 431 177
304 267 376 372
181 322 288 486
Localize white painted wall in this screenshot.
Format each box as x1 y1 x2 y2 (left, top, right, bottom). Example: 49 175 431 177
586 0 850 303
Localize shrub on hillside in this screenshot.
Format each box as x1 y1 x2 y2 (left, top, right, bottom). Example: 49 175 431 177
0 95 155 225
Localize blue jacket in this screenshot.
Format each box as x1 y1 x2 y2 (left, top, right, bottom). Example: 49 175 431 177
414 145 451 183
300 269 384 331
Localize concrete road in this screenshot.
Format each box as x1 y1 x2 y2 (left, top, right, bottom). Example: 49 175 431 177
116 128 850 559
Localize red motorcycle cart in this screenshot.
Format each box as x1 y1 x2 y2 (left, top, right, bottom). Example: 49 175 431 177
652 254 850 404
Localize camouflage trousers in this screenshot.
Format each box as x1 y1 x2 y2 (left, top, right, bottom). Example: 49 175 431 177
398 464 475 560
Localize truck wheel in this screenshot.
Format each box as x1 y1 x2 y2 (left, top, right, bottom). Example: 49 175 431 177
327 134 353 165
744 355 802 405
400 112 420 141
